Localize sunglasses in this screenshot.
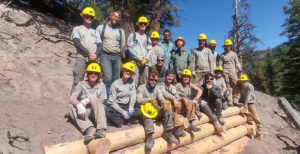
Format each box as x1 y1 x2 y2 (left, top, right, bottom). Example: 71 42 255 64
139 22 147 26
149 78 158 82
164 34 171 36
84 15 94 20
88 72 98 75
157 59 164 62
206 78 213 81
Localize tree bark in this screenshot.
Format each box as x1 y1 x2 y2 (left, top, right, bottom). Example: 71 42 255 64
149 0 165 32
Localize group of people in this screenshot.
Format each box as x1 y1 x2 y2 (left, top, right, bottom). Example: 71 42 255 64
67 7 262 148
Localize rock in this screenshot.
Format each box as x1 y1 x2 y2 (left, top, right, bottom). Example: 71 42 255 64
4 9 32 26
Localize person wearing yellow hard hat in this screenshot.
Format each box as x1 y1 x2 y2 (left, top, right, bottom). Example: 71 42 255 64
104 62 139 128
191 33 214 87
128 16 152 86
96 11 125 98
68 63 107 144
219 39 242 106
158 29 176 69
70 6 102 93
170 37 193 82
149 31 164 66
214 66 229 109
158 69 200 137
137 70 178 149
175 69 203 124
237 74 262 134
208 40 220 70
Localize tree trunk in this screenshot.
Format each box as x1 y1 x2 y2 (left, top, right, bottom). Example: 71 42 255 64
111 0 135 40
234 0 243 65
149 0 165 32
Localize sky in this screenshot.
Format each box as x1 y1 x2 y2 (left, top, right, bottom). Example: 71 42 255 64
168 0 289 53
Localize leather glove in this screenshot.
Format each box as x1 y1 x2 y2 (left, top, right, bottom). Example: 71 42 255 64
151 99 158 108
128 108 135 116
80 98 90 107
140 58 147 65
122 111 131 120
163 102 169 112
76 103 86 120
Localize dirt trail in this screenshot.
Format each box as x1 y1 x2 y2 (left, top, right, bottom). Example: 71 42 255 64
0 4 299 154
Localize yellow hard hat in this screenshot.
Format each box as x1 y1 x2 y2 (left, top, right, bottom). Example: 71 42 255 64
136 16 149 26
80 7 96 19
175 36 184 41
150 31 160 39
141 102 158 119
181 69 192 78
165 99 173 107
120 62 135 74
223 39 233 46
198 33 207 40
209 40 217 46
215 66 223 72
85 63 102 74
239 74 249 81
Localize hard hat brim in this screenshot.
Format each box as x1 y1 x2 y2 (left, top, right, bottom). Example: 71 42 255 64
141 104 157 119
120 67 136 75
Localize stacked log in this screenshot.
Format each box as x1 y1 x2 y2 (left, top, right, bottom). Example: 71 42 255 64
44 107 254 154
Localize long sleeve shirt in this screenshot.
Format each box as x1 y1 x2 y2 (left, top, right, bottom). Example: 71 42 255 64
191 47 213 73
127 32 152 62
159 82 180 100
170 49 193 77
219 51 242 75
136 83 166 106
175 82 196 100
149 45 164 66
150 65 166 83
158 40 176 69
200 84 222 102
96 23 126 54
108 78 136 114
71 25 102 58
238 83 256 105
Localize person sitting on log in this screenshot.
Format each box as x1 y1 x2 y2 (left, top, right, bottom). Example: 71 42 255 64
237 74 262 134
175 69 202 130
105 62 139 128
160 69 200 137
199 73 225 132
137 70 178 149
214 66 229 109
68 63 107 144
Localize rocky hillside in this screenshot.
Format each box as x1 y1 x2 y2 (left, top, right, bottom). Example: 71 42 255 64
0 4 299 154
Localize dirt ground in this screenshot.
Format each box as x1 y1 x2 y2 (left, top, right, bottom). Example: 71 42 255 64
0 4 299 154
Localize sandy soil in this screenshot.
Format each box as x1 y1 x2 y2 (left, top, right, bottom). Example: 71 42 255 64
0 4 299 154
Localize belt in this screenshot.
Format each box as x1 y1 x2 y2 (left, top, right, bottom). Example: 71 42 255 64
101 52 121 56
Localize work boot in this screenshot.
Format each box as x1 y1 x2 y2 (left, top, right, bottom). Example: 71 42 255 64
195 104 202 119
218 118 226 125
94 129 106 138
188 121 201 132
84 127 96 144
145 134 154 149
163 131 179 144
175 126 186 137
213 121 224 133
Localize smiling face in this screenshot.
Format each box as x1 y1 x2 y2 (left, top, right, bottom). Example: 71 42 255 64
214 71 222 79
198 39 206 48
138 22 147 31
157 58 164 67
122 69 132 79
87 72 99 83
224 45 232 52
83 15 93 25
151 38 159 46
241 81 247 87
110 15 119 26
205 76 214 85
165 74 174 84
181 75 191 85
148 75 158 88
164 31 171 41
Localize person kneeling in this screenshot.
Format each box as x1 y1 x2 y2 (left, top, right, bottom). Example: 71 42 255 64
137 70 178 149
105 62 138 128
68 63 107 144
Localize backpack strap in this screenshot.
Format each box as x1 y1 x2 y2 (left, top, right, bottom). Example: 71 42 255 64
101 23 107 41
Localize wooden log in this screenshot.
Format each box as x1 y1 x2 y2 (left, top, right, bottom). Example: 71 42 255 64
210 136 250 154
114 115 247 154
278 97 300 128
44 107 240 154
183 125 249 154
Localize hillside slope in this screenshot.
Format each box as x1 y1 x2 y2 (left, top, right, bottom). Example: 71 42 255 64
0 4 299 154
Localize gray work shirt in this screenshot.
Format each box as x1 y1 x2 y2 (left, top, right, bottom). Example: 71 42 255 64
158 82 180 100
128 32 152 62
108 78 136 113
150 45 164 66
219 51 242 75
136 83 166 105
214 77 226 90
191 47 213 73
96 23 126 54
175 82 196 100
170 49 193 76
238 82 256 105
71 25 101 58
72 80 107 101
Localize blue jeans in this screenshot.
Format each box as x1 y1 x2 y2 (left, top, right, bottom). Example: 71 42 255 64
100 54 121 98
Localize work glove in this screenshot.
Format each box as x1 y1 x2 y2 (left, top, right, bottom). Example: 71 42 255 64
80 98 90 107
150 99 158 108
122 111 131 120
137 58 147 67
162 102 169 112
76 103 86 120
128 108 135 116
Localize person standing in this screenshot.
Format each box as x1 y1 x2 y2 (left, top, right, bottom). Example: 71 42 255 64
170 37 193 82
68 63 107 144
149 31 164 66
96 11 126 96
208 40 220 70
70 7 102 93
127 16 152 85
158 29 176 69
219 39 242 106
191 33 214 87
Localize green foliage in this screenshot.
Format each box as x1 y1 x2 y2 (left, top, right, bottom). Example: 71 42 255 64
281 0 300 41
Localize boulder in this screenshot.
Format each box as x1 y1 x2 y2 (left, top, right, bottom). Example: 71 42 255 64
3 8 32 26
